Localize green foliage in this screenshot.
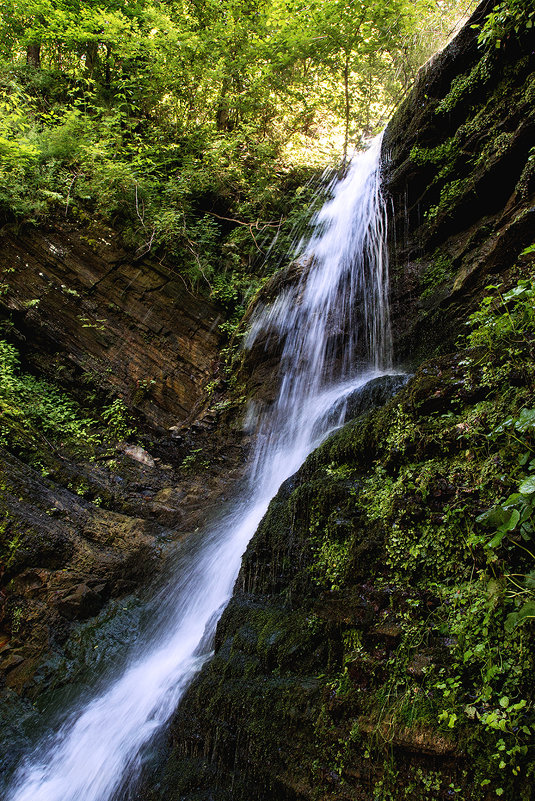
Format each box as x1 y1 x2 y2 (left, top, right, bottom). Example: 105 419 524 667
101 398 135 441
309 529 351 593
435 53 492 114
375 279 535 793
430 578 533 791
306 480 358 592
0 338 138 458
0 338 99 450
464 279 535 377
418 253 454 300
471 406 535 633
410 138 457 169
477 0 535 51
180 447 209 473
425 177 470 223
0 0 471 297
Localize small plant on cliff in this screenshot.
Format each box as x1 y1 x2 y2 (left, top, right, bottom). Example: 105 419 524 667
477 0 535 50
462 277 535 389
0 339 99 451
180 448 209 474
101 398 135 442
435 53 492 114
472 407 535 631
418 252 454 300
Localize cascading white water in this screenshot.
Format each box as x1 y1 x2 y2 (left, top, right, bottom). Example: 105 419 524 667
6 134 392 801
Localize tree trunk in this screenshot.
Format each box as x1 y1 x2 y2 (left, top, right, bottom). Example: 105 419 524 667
85 41 98 77
343 53 350 164
216 76 231 131
105 45 111 89
26 44 41 68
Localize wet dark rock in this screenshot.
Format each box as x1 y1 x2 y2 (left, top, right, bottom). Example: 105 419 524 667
0 432 247 690
56 584 103 621
326 373 409 429
0 653 24 673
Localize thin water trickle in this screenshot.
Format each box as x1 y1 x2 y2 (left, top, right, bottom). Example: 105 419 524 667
6 134 393 801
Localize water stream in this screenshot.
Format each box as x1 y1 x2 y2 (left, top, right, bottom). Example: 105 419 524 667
6 134 392 801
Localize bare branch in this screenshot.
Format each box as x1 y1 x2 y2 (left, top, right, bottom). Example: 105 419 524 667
206 211 284 253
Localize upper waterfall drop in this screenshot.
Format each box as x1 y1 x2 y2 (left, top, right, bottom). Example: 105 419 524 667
5 135 393 801
246 134 390 379
245 133 391 486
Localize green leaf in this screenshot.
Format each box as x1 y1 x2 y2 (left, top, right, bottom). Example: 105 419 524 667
492 417 514 435
504 285 527 300
503 492 522 507
519 476 535 495
505 508 520 530
499 696 509 708
520 522 534 541
511 699 527 712
488 531 506 549
524 571 535 590
505 601 535 632
477 505 507 527
515 408 535 433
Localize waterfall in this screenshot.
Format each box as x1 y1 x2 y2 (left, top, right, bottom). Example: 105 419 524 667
5 134 392 801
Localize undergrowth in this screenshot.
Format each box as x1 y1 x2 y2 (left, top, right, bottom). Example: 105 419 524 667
0 337 135 460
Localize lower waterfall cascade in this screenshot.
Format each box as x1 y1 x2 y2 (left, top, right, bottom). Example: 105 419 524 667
6 134 396 801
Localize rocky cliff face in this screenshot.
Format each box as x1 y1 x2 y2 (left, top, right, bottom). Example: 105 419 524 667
384 0 535 362
149 6 535 801
0 218 223 429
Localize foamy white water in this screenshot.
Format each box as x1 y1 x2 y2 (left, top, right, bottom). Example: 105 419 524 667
6 135 391 801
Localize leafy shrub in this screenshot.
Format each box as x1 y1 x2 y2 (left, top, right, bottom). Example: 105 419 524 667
0 339 98 449
478 0 535 50
101 398 135 442
0 339 137 453
468 279 535 337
